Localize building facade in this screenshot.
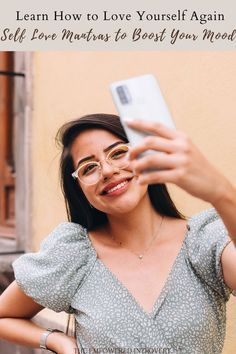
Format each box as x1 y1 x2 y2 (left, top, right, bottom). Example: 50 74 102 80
0 52 236 353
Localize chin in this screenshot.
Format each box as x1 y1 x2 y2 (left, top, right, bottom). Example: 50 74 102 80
95 189 148 216
111 201 139 215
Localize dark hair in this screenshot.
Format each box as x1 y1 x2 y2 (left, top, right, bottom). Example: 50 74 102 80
56 113 185 230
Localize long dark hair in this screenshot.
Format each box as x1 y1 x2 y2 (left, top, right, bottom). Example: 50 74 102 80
56 113 185 230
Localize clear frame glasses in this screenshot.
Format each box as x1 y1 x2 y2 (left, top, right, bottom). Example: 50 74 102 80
71 143 130 185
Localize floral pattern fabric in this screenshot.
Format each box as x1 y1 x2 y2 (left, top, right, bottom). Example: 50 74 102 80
12 208 236 354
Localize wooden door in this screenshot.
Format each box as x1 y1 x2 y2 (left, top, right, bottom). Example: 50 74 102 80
0 52 15 238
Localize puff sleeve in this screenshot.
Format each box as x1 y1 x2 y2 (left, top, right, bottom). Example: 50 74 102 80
12 222 97 313
185 208 236 301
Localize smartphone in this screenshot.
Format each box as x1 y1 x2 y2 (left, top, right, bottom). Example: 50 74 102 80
110 74 176 156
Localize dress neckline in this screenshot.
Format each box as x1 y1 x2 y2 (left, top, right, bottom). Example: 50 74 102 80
84 219 191 319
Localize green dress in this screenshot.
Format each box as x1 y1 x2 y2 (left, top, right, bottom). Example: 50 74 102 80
12 208 236 354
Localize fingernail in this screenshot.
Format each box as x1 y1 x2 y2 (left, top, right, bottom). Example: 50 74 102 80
123 118 134 123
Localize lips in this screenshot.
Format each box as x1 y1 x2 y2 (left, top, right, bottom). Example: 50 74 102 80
100 177 133 195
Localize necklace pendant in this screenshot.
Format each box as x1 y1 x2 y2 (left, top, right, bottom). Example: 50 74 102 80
138 254 143 259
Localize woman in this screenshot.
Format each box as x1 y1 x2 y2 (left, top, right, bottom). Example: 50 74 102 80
0 113 236 354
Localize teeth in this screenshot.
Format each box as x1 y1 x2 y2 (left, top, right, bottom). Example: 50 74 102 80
106 180 129 194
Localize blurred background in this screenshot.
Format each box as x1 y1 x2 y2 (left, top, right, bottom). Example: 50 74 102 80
0 51 235 353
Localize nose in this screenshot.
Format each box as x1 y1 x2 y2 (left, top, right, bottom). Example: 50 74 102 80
100 159 120 181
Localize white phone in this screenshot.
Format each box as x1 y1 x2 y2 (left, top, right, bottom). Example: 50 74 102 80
110 74 176 156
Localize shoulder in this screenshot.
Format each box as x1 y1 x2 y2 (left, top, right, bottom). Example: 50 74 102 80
39 221 89 252
14 221 97 270
12 222 97 313
185 207 233 300
35 221 96 266
186 207 230 245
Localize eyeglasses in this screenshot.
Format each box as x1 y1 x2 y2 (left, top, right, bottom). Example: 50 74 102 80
71 143 130 185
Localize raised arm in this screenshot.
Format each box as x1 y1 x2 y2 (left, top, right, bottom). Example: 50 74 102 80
126 119 236 292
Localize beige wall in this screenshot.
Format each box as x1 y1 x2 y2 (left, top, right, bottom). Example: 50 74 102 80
30 52 236 352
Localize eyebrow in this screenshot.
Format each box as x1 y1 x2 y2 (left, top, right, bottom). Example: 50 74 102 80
76 141 125 168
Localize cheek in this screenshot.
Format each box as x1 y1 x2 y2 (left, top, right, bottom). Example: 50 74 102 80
133 182 149 202
80 184 97 205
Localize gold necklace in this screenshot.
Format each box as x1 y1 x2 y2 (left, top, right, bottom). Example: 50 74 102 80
110 216 164 260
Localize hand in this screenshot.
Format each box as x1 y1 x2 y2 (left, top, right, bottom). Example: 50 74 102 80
126 119 230 205
46 331 79 354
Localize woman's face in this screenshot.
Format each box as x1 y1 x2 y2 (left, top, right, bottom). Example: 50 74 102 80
70 128 148 216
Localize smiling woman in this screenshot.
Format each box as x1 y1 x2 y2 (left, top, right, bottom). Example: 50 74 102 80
0 113 236 354
57 113 184 229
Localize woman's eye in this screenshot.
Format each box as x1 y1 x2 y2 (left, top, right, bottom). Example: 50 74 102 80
82 164 97 175
110 149 127 159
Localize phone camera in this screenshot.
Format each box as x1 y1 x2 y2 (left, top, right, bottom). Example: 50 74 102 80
116 85 131 105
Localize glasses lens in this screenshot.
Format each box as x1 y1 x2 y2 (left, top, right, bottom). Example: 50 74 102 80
107 145 130 168
78 162 100 185
75 144 130 185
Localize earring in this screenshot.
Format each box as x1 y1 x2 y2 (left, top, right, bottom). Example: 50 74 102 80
89 203 94 209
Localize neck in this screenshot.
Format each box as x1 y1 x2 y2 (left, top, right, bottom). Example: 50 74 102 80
105 194 163 250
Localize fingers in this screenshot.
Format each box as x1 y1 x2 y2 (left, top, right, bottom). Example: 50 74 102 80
124 119 177 139
125 119 187 160
129 135 175 160
123 119 196 188
131 152 187 175
137 168 184 185
128 134 190 160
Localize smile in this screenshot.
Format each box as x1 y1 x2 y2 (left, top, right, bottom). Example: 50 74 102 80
100 177 133 196
106 180 129 194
